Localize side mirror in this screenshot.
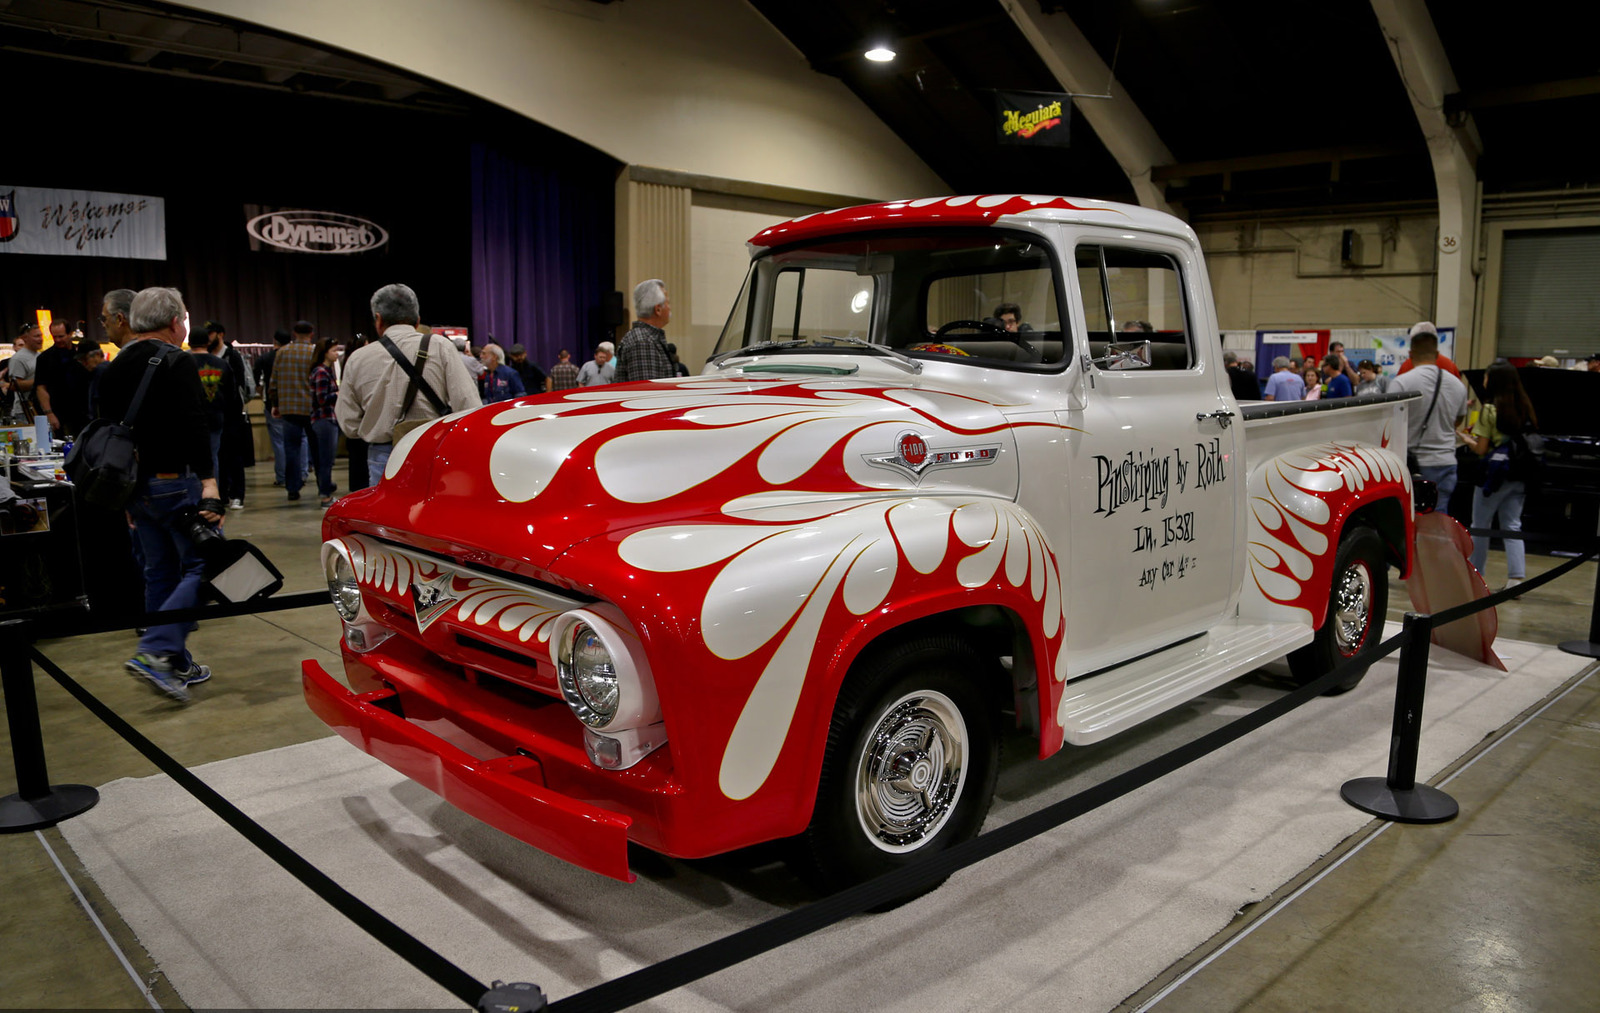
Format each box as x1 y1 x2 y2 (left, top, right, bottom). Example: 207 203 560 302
1086 340 1152 371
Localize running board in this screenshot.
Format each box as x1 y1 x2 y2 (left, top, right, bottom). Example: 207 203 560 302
1057 622 1313 745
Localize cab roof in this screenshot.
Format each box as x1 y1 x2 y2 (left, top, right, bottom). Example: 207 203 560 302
747 194 1188 250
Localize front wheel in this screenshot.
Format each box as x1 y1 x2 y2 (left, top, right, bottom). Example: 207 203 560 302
798 636 999 906
1288 524 1389 694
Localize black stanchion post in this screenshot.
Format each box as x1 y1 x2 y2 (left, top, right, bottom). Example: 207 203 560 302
1558 545 1600 659
1341 611 1459 824
0 618 99 831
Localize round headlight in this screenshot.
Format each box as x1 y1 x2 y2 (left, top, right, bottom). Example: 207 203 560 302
558 623 619 728
328 552 362 621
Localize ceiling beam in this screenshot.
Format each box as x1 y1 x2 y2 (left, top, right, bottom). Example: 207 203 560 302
997 0 1176 215
1153 144 1422 183
1445 75 1600 116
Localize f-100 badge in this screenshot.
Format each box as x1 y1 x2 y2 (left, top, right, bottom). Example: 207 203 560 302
864 430 1002 482
410 571 461 632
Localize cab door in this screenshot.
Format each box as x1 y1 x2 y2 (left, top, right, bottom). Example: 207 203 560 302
1058 234 1242 677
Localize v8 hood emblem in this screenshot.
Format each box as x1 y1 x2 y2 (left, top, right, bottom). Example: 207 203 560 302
410 571 460 632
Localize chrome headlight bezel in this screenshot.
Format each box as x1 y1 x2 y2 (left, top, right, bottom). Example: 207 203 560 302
324 542 363 621
552 609 659 734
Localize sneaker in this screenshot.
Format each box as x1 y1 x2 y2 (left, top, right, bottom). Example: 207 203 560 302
1504 578 1524 590
319 495 333 507
176 660 212 686
228 499 244 510
288 491 301 501
125 653 190 703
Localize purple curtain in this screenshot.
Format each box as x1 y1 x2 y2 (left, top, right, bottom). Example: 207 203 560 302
470 141 616 372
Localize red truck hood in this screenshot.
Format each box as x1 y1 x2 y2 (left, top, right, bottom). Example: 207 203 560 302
329 375 1024 576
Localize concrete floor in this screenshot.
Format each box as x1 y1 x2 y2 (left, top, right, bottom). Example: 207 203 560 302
2 461 1597 1011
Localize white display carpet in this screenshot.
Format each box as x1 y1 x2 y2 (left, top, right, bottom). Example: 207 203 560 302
59 634 1592 1012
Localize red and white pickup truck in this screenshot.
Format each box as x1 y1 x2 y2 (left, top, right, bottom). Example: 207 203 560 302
305 195 1417 894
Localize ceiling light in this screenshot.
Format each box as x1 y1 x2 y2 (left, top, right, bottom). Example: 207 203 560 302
864 46 896 62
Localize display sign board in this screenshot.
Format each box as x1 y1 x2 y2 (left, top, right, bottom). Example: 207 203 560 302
244 204 389 254
992 90 1071 147
0 185 166 260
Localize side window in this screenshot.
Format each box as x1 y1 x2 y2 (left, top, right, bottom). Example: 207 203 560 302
1077 244 1193 371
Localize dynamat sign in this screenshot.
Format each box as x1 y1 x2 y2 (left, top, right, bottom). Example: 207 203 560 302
0 185 167 259
994 90 1071 147
245 208 388 254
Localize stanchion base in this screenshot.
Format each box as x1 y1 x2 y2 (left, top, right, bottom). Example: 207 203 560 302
1558 639 1600 660
0 785 99 832
1340 777 1458 824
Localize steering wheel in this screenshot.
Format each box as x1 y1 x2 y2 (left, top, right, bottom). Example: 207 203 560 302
933 319 1038 357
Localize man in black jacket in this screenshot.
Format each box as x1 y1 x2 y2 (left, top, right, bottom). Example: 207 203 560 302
99 287 223 703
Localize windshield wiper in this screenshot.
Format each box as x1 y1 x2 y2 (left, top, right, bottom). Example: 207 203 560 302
818 334 923 374
710 339 809 367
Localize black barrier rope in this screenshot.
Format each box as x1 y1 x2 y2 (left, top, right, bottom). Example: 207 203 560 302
35 589 331 640
544 634 1401 1013
26 646 491 1009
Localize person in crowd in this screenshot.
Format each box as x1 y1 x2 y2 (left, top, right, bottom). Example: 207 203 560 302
578 342 615 386
1587 352 1600 372
1299 354 1318 375
203 322 253 510
1301 368 1323 400
1354 360 1389 395
478 342 525 403
994 303 1024 332
7 323 45 423
1327 340 1359 386
1461 362 1538 589
1397 322 1462 378
337 284 481 486
548 349 580 391
453 333 486 380
266 320 321 503
342 333 371 492
257 328 305 488
33 320 80 437
89 289 137 418
1319 353 1354 398
665 341 691 377
615 280 676 382
1222 350 1261 401
101 286 222 703
189 326 238 484
309 337 342 507
1261 356 1305 401
43 339 101 438
76 288 145 621
1122 320 1153 334
505 344 547 393
1531 355 1560 368
1390 331 1469 509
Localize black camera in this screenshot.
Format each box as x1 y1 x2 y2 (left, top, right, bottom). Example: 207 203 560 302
177 503 227 559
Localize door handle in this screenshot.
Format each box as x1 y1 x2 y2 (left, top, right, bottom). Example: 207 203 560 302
1196 409 1236 429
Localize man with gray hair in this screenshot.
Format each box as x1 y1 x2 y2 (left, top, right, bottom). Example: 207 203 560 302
337 283 481 486
96 286 222 702
614 278 676 382
577 341 615 386
1261 355 1306 402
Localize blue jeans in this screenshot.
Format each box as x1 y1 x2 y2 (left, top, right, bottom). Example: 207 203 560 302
367 442 392 487
128 476 208 663
207 429 222 483
311 418 340 497
1418 464 1457 514
267 411 308 484
1471 479 1526 580
281 414 317 496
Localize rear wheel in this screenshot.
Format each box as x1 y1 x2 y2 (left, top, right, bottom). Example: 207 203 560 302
1288 525 1388 694
798 636 999 907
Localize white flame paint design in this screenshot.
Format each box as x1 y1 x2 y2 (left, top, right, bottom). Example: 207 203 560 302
1246 443 1409 617
479 377 1016 506
335 534 575 648
618 495 1067 800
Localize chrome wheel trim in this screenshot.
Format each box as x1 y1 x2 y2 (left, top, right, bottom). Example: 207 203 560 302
1332 560 1374 656
854 689 968 854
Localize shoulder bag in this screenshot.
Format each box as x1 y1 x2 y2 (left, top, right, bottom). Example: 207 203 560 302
1406 366 1443 476
379 335 451 442
65 344 174 509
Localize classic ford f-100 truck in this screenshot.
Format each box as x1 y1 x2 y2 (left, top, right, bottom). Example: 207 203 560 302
305 195 1418 894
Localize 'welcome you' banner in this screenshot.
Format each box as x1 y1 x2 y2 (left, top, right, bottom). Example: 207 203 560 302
0 185 166 260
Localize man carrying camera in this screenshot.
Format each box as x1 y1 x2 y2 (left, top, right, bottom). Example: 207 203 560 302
96 287 223 703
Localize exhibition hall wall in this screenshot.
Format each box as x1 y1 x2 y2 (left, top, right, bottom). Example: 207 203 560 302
168 0 948 201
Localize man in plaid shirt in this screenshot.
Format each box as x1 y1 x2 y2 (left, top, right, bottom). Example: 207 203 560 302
548 349 580 391
266 320 320 502
614 279 676 382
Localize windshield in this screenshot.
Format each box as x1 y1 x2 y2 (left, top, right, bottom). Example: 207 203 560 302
713 228 1067 369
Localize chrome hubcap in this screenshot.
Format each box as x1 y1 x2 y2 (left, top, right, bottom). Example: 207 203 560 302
855 690 968 853
1332 561 1373 656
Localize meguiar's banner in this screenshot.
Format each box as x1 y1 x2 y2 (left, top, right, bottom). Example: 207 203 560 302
0 185 166 260
993 90 1071 148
